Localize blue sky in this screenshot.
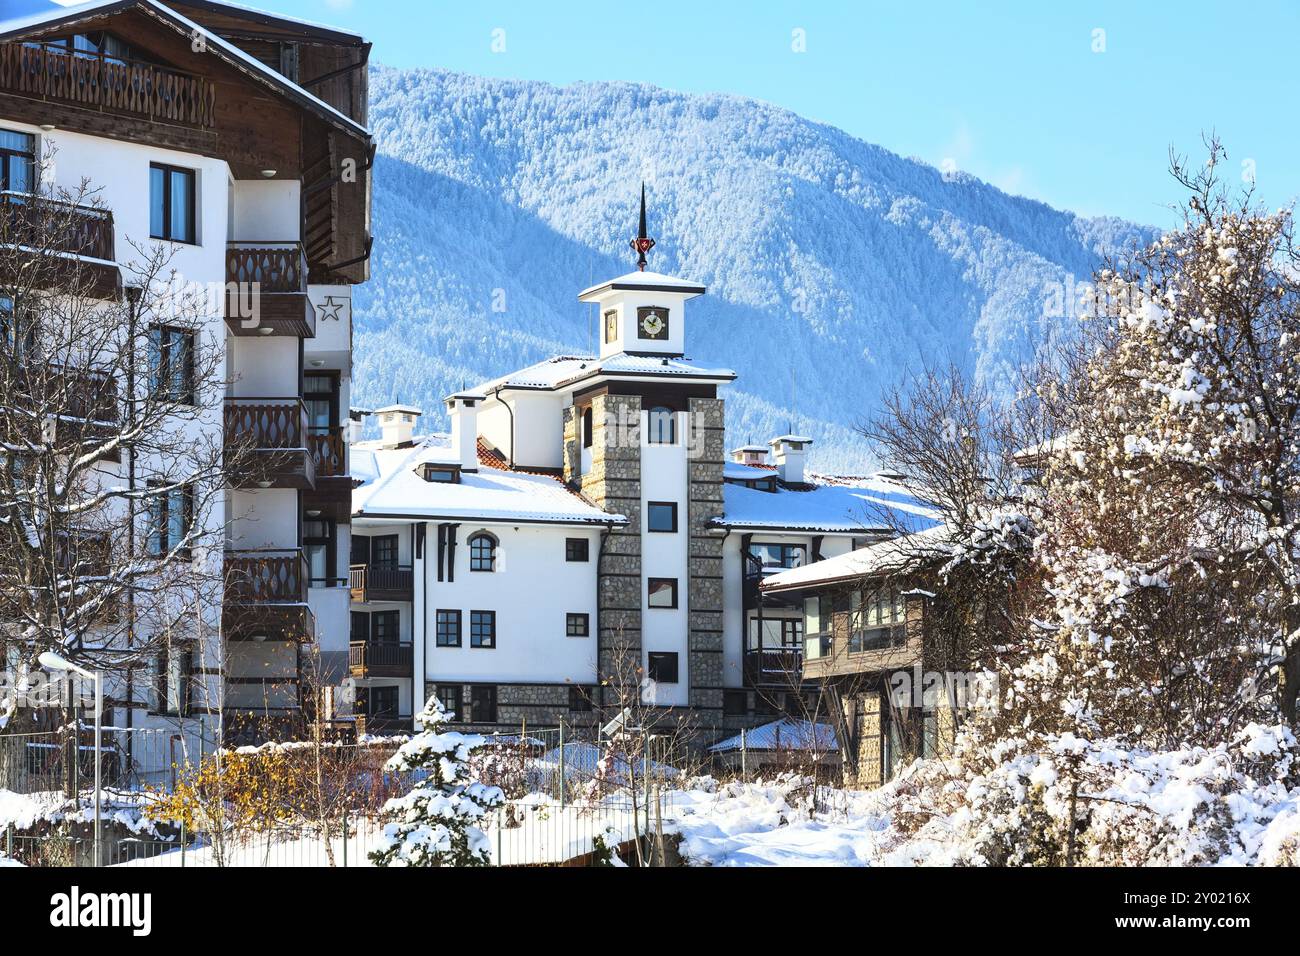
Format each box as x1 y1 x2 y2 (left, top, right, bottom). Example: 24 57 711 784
266 0 1298 227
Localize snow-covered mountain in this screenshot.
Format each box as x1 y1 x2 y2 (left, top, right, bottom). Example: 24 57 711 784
355 67 1158 471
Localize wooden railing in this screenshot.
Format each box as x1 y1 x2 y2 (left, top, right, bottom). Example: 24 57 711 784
225 550 309 605
223 397 307 450
743 647 804 687
0 43 215 128
1 192 114 261
349 564 414 602
309 428 345 477
226 242 307 294
349 641 414 676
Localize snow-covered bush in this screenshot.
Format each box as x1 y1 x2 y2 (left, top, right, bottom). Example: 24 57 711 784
370 698 504 867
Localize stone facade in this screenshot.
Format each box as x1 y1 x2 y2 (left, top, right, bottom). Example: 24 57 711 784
424 679 600 733
687 396 726 732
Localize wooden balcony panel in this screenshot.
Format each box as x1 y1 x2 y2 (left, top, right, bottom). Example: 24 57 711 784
744 647 805 688
308 428 346 478
349 641 414 679
225 243 315 337
0 43 215 129
223 549 315 642
349 564 414 604
224 397 316 489
801 634 922 683
1 193 120 298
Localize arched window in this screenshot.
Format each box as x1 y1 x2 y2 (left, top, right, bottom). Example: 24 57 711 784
469 532 497 572
582 407 593 448
647 407 676 445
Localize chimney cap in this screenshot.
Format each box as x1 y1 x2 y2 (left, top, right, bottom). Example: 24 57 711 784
769 434 813 446
444 391 487 405
731 444 769 455
375 403 423 417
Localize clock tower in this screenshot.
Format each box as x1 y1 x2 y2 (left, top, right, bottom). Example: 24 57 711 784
580 184 705 359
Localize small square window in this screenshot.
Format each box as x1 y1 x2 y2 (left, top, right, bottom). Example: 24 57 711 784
647 501 677 533
436 684 462 721
568 685 593 712
470 610 496 648
565 537 589 562
566 612 590 637
647 652 679 684
648 578 678 609
723 689 748 717
435 609 461 647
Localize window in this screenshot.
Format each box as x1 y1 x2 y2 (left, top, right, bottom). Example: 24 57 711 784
647 652 679 684
647 577 678 609
469 532 496 572
603 309 617 344
148 327 195 404
747 542 806 570
566 613 589 638
581 406 594 448
147 484 193 556
420 464 460 483
470 685 497 723
303 515 336 587
804 595 834 659
849 587 907 652
350 611 369 643
0 129 35 194
149 163 196 244
154 644 191 716
647 406 676 445
723 689 748 717
647 501 678 533
371 534 399 571
436 684 462 721
569 685 593 712
365 686 399 720
565 537 589 562
470 610 496 648
435 609 462 647
371 610 400 644
304 372 338 435
748 616 804 650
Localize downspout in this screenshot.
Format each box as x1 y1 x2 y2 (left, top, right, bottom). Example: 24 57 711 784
595 520 616 713
491 385 516 469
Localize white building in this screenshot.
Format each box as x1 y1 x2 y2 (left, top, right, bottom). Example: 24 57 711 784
0 0 371 750
349 194 931 740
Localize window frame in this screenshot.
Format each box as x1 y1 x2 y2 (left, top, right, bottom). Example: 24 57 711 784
469 609 496 648
568 685 593 712
302 513 337 588
647 577 678 609
0 128 35 194
435 609 462 648
148 325 196 405
149 162 197 245
436 684 463 722
566 612 590 638
147 483 194 557
647 501 678 533
565 537 589 562
470 684 497 723
468 532 497 572
370 534 399 571
647 651 679 684
646 406 677 445
152 643 192 717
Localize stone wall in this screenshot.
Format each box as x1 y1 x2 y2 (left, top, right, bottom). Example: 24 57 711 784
687 397 725 732
423 679 600 733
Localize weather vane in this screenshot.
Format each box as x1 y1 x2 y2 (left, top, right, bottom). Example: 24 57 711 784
629 182 656 271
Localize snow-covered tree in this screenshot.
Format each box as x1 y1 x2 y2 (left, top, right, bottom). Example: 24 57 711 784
370 697 503 867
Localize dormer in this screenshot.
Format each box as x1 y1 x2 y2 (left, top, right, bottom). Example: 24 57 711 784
579 185 704 359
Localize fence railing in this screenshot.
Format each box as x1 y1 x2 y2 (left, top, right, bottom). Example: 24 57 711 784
0 190 115 260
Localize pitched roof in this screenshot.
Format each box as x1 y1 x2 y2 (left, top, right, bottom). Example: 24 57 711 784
708 718 839 753
761 525 952 592
578 270 706 301
475 352 736 394
715 472 941 534
0 0 370 138
351 434 624 526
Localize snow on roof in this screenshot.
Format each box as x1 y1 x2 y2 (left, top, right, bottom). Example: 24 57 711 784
769 434 813 445
352 435 624 526
171 0 366 40
578 270 706 300
762 525 952 592
374 403 422 415
708 718 839 753
0 0 371 138
724 461 775 481
716 472 941 534
475 352 736 393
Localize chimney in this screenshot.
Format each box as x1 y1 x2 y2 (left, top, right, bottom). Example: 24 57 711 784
445 392 484 471
730 444 769 466
769 434 812 484
375 404 421 450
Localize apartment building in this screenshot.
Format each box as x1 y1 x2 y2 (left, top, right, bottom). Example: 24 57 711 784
0 0 371 749
347 194 934 742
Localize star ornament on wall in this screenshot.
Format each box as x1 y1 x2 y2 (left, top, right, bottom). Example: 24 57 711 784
316 295 347 321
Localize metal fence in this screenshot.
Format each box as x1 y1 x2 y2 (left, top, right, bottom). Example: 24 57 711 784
1 723 692 867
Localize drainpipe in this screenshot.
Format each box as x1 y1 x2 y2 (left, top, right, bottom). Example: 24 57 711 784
491 386 515 469
594 520 616 714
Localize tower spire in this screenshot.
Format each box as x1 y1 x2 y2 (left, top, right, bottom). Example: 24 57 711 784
629 182 656 272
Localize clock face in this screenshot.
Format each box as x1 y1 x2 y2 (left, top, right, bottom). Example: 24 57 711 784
637 306 669 340
604 310 618 344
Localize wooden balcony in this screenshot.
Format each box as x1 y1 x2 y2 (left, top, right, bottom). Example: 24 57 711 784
349 642 414 679
225 242 315 337
744 647 804 688
0 43 216 129
801 632 920 683
1 192 119 298
349 564 414 604
224 397 316 489
223 549 316 643
309 428 346 478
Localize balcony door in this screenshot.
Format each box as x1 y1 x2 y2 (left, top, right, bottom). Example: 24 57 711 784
0 130 34 194
304 372 339 436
